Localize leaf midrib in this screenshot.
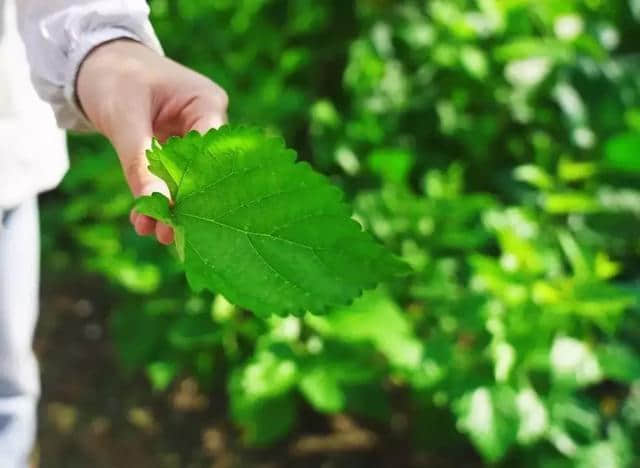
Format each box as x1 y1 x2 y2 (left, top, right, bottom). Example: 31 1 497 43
182 212 362 301
181 212 331 251
175 162 279 207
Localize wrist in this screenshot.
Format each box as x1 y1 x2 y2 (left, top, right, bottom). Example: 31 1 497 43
76 39 153 133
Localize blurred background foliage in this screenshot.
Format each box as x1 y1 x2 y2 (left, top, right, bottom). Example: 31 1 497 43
40 0 640 466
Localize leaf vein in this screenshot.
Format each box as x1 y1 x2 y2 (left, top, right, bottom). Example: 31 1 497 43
216 184 323 222
175 153 198 199
245 234 311 298
268 211 347 235
176 162 284 206
181 212 320 251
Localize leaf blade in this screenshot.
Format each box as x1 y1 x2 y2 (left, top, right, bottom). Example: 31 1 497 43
140 126 409 316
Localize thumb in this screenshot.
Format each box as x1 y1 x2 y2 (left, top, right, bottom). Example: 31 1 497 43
109 118 173 243
107 113 169 199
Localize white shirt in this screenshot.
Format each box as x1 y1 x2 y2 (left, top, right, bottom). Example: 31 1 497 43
0 0 162 208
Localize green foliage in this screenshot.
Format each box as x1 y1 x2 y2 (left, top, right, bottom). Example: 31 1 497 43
455 386 519 462
136 126 407 316
41 0 640 465
605 132 640 172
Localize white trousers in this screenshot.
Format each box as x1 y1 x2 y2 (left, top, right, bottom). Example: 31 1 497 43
0 198 40 468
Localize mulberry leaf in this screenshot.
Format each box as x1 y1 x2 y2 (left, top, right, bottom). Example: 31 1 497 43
136 126 408 316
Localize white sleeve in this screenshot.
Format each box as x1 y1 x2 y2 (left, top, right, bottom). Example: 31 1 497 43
16 0 163 131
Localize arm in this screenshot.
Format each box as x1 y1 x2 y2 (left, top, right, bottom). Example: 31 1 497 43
17 1 228 244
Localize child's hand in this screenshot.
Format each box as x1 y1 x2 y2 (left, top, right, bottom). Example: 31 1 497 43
76 39 228 245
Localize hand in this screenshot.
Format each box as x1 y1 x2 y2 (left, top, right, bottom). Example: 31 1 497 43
76 39 228 245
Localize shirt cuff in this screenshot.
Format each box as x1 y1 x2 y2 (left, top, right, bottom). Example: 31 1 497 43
17 0 164 132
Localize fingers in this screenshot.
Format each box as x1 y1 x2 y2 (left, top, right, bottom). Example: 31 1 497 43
133 214 155 236
129 181 174 244
155 223 175 245
190 112 227 134
129 210 174 245
119 145 163 199
184 90 228 134
108 108 174 245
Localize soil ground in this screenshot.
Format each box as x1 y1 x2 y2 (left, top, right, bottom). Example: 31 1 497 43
35 275 480 468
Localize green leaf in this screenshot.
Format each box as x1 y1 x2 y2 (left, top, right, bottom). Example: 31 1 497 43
308 289 423 370
543 192 599 214
111 300 174 371
230 391 298 446
455 386 519 462
136 126 409 316
515 388 548 445
297 340 382 413
168 314 223 349
231 348 298 402
597 344 640 383
229 347 299 445
514 164 554 190
146 360 180 392
495 38 571 62
367 148 415 184
576 424 634 468
135 192 173 225
558 159 597 182
604 133 640 172
550 336 602 387
299 367 346 412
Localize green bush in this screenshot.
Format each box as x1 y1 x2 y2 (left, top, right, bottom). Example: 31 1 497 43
41 0 640 465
